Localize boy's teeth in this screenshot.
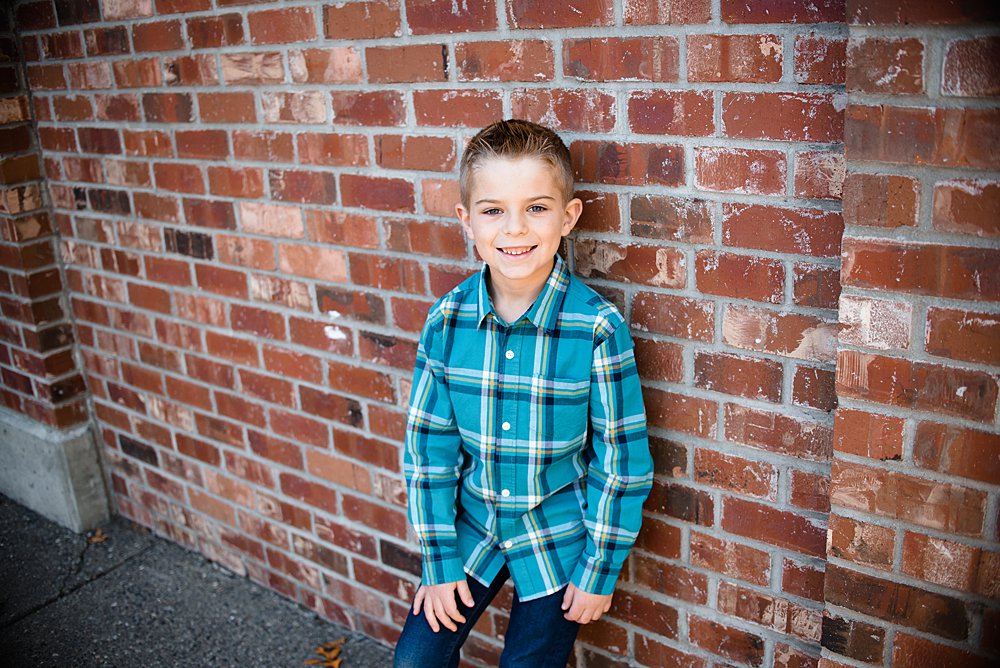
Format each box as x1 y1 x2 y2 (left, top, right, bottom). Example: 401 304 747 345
501 246 533 255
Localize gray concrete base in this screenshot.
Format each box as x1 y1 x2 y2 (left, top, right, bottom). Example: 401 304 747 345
0 406 109 533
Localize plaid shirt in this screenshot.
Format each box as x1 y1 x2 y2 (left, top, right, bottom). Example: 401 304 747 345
404 254 653 601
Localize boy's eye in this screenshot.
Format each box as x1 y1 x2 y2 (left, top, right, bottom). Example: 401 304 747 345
528 204 547 213
482 207 502 215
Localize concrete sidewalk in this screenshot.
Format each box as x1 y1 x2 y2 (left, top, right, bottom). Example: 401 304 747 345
0 493 394 667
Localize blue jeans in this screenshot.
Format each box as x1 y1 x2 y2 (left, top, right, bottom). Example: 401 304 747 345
393 565 581 668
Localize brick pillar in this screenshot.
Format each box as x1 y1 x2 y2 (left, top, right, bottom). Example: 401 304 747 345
0 2 108 532
824 2 1000 666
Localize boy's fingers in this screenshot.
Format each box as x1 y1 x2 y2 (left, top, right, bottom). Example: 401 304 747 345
434 598 458 632
561 585 574 611
424 603 440 633
412 589 424 615
457 581 475 608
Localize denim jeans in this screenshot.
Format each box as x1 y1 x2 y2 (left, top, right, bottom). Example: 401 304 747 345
393 565 581 668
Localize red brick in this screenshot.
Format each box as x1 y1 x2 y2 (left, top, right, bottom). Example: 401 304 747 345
821 614 885 663
384 218 466 259
341 175 414 213
199 92 256 124
184 199 236 231
564 37 678 82
695 251 785 304
332 90 405 127
942 36 1000 97
843 238 1000 301
123 129 171 157
926 306 1000 366
632 554 708 604
790 469 830 512
77 127 120 154
288 48 362 84
843 172 917 228
828 513 894 569
95 95 141 123
825 564 969 640
457 40 553 82
413 89 501 127
632 291 713 342
507 0 613 28
575 240 685 289
723 203 843 257
221 52 283 85
635 635 705 668
692 532 771 586
248 7 316 45
643 390 717 439
893 633 996 668
694 449 775 498
689 615 765 667
278 245 347 282
833 408 904 461
631 195 713 243
375 135 454 172
233 130 293 163
269 170 337 205
688 34 783 83
628 90 714 136
53 95 93 122
208 166 264 198
901 531 994 595
796 34 846 84
406 0 496 34
573 190 619 234
844 345 998 419
845 105 1000 170
847 37 924 94
512 89 616 133
696 147 786 196
725 403 832 460
323 1 400 39
794 151 844 201
695 350 783 402
306 210 379 249
933 179 1000 237
27 64 65 90
724 305 837 363
848 2 1000 25
175 130 228 161
914 421 1000 486
792 366 836 412
572 141 684 187
262 91 325 124
725 92 843 143
723 0 844 23
343 494 407 539
783 559 825 603
367 44 447 83
187 14 245 49
623 0 709 23
132 20 184 52
724 497 826 557
832 460 987 537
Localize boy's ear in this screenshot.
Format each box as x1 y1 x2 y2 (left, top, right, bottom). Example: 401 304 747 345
561 197 583 236
456 203 473 238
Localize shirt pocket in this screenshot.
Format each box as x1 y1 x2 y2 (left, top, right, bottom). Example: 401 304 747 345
535 375 590 450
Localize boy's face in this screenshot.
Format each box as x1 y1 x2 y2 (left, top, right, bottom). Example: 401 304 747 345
457 156 582 296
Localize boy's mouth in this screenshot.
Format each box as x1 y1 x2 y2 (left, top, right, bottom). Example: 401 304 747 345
498 245 537 256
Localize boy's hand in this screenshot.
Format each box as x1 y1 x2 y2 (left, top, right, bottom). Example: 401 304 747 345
412 580 475 633
561 583 613 624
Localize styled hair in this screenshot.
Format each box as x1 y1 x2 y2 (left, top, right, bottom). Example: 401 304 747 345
459 119 575 208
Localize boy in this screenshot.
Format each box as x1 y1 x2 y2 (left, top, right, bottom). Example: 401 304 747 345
395 120 653 668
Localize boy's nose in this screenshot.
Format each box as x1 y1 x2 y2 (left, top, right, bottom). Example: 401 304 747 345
502 212 529 235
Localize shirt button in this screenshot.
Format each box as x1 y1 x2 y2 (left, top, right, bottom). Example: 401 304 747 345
502 421 511 431
505 350 514 359
501 489 510 497
503 540 513 549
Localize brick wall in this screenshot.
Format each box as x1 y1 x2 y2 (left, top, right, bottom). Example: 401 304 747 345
824 2 1000 667
0 3 87 428
5 0 997 666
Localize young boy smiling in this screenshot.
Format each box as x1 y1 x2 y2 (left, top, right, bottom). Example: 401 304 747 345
394 120 653 667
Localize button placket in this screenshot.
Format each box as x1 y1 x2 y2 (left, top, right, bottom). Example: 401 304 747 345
496 324 519 548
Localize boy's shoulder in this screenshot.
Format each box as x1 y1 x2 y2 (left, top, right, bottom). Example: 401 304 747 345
560 269 627 334
422 270 481 330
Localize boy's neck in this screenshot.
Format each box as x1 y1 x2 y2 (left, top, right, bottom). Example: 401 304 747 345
487 257 554 325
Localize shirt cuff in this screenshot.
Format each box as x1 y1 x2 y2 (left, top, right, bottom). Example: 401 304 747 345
570 556 621 596
421 550 467 586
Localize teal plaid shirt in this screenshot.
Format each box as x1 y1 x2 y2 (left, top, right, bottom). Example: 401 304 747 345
404 254 653 601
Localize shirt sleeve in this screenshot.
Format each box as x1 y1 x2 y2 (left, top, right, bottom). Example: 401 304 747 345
571 317 654 596
403 313 467 586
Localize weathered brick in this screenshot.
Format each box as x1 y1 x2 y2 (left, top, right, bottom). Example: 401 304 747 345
932 179 1000 237
796 34 846 84
565 37 679 82
508 0 614 28
688 34 783 83
724 93 843 143
512 89 616 133
847 37 924 94
696 147 786 196
457 40 553 82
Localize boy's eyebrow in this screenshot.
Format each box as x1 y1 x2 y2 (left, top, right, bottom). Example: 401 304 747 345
474 195 557 205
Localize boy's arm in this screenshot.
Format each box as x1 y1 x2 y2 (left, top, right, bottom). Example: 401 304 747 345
403 317 467 587
571 318 654 597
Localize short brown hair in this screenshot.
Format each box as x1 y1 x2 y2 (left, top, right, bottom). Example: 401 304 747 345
459 119 575 208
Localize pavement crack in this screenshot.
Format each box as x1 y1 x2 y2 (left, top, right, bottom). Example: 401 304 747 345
1 540 157 630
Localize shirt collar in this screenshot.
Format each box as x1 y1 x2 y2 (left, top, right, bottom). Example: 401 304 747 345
476 254 570 334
